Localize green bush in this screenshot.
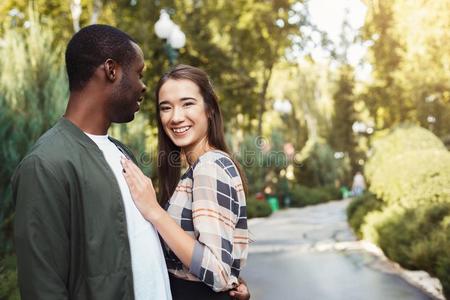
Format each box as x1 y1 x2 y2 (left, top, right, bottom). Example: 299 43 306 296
294 142 350 187
366 126 450 208
352 125 450 298
321 185 342 201
347 193 383 238
290 184 339 207
365 125 446 180
236 132 288 195
369 149 450 207
363 203 450 289
246 197 272 219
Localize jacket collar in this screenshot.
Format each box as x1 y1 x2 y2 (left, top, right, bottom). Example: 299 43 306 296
56 117 104 151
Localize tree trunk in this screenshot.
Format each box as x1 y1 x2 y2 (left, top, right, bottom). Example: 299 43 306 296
257 65 274 137
70 0 82 32
90 0 103 24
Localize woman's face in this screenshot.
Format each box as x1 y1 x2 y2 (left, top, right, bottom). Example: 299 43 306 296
158 78 210 154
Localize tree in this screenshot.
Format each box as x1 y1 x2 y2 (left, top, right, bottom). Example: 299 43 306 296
361 0 450 139
329 65 358 174
0 10 68 254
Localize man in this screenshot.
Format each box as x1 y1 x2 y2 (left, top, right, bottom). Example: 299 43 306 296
12 25 249 300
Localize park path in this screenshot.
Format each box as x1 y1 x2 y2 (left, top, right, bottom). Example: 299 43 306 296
241 199 437 300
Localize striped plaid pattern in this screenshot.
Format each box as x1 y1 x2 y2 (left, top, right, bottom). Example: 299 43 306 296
163 150 248 292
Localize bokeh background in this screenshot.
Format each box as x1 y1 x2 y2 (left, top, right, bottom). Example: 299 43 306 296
1 0 449 299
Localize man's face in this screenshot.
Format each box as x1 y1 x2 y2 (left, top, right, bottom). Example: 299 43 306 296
109 42 146 123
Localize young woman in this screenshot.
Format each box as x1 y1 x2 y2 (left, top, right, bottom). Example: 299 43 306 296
121 65 249 300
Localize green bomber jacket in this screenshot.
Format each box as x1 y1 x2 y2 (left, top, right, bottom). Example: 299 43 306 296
12 117 138 300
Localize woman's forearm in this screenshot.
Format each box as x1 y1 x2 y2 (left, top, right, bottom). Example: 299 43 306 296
150 207 196 268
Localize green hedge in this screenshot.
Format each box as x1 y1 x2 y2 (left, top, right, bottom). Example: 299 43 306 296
350 201 450 296
246 196 272 219
290 184 341 207
346 192 383 239
348 125 450 298
365 125 446 180
368 149 450 207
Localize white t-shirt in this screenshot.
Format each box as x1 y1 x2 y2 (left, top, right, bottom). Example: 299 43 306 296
85 132 172 300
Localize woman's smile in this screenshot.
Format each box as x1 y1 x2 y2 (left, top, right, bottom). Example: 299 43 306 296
172 126 192 135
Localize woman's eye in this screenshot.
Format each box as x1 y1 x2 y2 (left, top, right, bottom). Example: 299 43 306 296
160 106 171 112
184 102 194 107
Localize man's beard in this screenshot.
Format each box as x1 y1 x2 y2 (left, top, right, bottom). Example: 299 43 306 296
110 76 137 123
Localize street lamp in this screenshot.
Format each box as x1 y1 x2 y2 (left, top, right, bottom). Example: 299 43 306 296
8 8 24 27
273 99 292 114
352 121 373 135
154 10 186 66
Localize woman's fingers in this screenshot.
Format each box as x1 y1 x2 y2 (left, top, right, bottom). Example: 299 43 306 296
121 158 140 195
129 161 147 188
119 157 162 221
120 157 154 200
123 159 146 188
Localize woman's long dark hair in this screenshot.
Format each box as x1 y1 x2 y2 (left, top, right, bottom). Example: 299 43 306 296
155 64 248 206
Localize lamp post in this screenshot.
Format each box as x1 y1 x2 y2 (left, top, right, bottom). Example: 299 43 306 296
154 10 186 66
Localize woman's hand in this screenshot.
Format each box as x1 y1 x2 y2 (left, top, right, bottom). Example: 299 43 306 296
120 157 163 222
229 277 250 300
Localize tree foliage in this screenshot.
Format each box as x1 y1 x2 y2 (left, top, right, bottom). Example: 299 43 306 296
328 64 360 175
0 11 67 253
361 0 450 138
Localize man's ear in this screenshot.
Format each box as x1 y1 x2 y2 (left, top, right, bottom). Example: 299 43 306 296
104 58 118 82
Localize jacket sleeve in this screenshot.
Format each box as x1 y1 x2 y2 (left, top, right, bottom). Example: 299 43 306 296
12 155 70 300
188 160 241 292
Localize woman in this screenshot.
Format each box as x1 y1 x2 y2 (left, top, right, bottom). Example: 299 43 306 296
121 65 249 300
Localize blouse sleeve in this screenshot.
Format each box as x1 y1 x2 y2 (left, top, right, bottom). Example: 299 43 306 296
188 158 246 292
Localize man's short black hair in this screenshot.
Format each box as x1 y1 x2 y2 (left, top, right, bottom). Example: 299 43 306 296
65 24 138 92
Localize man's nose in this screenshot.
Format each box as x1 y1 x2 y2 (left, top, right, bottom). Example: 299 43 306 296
141 83 147 94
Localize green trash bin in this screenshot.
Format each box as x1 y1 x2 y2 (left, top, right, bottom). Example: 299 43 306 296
340 186 350 199
267 196 279 212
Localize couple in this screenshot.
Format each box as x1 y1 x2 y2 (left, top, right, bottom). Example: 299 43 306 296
12 24 250 300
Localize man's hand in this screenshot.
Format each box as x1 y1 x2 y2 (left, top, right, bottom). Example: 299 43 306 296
229 277 250 300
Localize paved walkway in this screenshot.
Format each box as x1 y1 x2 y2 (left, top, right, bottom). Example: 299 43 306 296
241 199 437 300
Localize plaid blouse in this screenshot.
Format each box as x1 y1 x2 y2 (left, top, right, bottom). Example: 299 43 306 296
163 150 248 292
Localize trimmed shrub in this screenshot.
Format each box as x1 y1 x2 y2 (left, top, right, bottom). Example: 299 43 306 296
321 184 342 201
369 149 450 207
347 193 383 238
365 125 446 180
352 125 450 298
246 197 272 219
294 142 350 187
290 185 340 207
361 203 450 282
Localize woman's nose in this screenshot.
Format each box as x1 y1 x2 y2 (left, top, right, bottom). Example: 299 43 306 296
170 106 185 123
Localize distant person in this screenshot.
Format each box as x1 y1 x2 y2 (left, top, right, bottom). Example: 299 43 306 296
351 171 366 196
